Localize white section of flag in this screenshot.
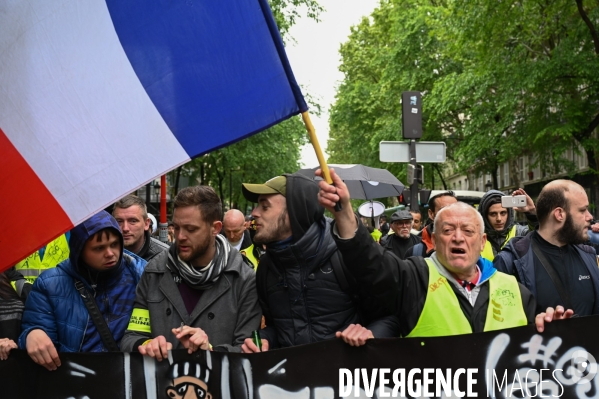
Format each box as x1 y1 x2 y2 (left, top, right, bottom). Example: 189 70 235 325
0 0 190 225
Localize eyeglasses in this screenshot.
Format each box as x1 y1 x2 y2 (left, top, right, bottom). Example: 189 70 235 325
392 220 412 226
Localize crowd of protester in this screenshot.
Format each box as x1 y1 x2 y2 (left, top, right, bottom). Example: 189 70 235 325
1 170 591 369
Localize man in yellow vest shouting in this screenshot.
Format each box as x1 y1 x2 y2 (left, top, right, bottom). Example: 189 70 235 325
316 168 570 343
478 189 537 261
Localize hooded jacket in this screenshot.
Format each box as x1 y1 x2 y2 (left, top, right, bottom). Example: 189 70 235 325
256 173 398 348
478 190 531 256
19 211 146 352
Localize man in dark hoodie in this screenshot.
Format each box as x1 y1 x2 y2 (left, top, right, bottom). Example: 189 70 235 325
112 194 169 262
478 188 536 261
19 210 146 371
240 173 398 352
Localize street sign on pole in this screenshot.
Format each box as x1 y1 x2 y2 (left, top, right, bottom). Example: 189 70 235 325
379 141 446 163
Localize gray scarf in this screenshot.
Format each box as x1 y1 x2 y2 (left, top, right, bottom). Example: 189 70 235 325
167 234 229 290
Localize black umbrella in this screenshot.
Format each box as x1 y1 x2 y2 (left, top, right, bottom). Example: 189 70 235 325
297 164 404 200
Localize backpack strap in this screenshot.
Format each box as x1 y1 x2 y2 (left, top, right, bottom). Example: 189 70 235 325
412 243 424 257
74 280 120 352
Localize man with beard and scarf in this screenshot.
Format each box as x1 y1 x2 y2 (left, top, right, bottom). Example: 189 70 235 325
494 180 599 315
121 186 261 359
478 188 537 261
239 173 399 353
18 211 146 371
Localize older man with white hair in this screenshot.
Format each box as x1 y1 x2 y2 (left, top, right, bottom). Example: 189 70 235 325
317 169 571 342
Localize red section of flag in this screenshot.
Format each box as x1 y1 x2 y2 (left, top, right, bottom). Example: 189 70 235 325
0 128 73 272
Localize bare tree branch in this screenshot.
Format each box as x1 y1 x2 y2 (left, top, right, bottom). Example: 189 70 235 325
575 0 599 55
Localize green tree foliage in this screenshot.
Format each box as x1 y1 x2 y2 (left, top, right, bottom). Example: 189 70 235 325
168 0 321 212
174 116 308 213
329 0 599 196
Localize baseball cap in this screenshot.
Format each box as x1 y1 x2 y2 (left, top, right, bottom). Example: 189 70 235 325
390 210 413 223
242 175 287 203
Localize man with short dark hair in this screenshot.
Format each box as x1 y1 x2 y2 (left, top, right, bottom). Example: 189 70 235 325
494 180 599 315
113 194 169 262
478 189 536 261
121 186 261 358
406 191 457 257
380 210 421 260
409 210 422 234
240 174 398 352
19 211 146 370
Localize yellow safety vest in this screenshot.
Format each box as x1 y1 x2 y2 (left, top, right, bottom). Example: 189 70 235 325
15 234 69 283
240 243 259 271
481 225 518 261
370 229 382 242
406 258 528 337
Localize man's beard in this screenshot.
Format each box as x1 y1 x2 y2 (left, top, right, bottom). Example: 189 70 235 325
178 233 212 266
253 208 289 246
556 213 588 245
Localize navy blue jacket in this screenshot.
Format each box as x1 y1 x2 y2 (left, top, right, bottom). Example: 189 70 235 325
19 211 146 352
493 233 599 314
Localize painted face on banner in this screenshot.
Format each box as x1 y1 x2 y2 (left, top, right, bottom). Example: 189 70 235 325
166 376 212 399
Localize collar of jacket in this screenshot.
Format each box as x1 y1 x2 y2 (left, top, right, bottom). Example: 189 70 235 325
266 218 336 274
144 245 245 277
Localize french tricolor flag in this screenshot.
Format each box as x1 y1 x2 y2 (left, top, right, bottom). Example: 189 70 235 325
0 0 307 271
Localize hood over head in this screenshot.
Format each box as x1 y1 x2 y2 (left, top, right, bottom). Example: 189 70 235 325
68 210 124 275
478 190 514 236
284 173 325 243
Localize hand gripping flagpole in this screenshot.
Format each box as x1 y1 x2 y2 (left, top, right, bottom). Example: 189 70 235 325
301 111 342 211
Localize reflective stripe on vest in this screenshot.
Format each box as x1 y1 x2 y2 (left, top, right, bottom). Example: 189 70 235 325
240 243 258 271
15 234 69 283
406 258 528 337
127 308 151 333
480 225 518 261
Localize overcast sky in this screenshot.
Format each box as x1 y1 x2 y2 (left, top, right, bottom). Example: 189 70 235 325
284 0 379 168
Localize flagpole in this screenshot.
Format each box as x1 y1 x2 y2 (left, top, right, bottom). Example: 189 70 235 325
301 111 342 211
159 174 168 243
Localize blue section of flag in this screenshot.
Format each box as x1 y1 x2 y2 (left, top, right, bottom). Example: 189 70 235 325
105 0 307 157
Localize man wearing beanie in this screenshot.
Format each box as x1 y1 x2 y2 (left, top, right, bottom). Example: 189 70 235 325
240 173 398 352
478 188 536 261
19 210 146 370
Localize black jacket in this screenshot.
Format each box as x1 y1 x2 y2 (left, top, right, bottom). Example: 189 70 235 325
381 233 421 260
137 230 170 262
334 221 537 337
257 173 398 348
